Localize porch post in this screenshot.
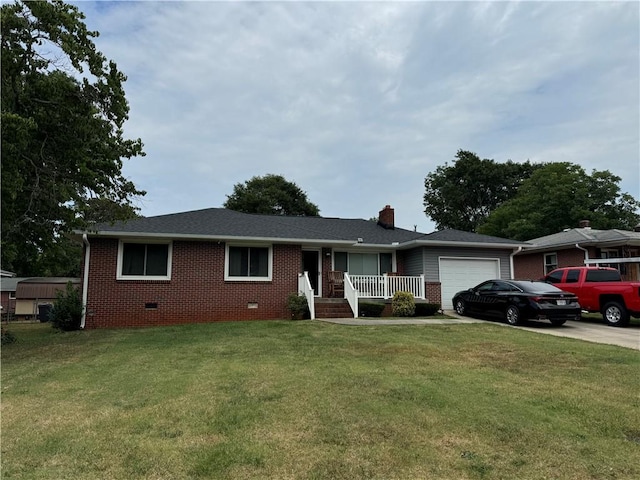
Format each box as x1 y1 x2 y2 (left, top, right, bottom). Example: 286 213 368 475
420 274 425 300
383 273 389 299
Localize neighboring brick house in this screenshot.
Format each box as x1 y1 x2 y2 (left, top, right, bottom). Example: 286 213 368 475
514 221 640 281
74 206 524 329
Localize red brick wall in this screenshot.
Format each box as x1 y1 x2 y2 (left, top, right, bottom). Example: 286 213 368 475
426 282 442 306
514 247 596 280
84 239 301 329
1 292 15 314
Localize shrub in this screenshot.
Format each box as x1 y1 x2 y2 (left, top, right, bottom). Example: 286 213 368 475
1 326 16 345
414 303 441 317
50 282 83 331
359 302 385 317
286 293 309 320
392 291 415 317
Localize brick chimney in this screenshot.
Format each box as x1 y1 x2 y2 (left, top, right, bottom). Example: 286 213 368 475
378 205 395 230
579 219 591 229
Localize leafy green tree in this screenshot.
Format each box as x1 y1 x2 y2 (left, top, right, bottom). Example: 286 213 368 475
478 163 640 240
1 0 145 276
224 174 320 216
423 150 540 231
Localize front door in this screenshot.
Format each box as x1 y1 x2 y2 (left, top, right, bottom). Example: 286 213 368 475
302 250 320 296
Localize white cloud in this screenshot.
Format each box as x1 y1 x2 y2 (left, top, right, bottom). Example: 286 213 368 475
73 0 639 232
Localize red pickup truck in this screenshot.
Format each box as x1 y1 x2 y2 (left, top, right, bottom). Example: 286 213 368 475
543 266 640 326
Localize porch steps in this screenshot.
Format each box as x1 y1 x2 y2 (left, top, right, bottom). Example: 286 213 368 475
314 298 354 319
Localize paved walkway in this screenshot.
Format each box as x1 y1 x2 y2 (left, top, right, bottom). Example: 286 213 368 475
316 311 640 351
316 313 482 326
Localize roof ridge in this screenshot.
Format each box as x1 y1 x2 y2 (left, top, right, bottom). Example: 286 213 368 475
574 228 596 241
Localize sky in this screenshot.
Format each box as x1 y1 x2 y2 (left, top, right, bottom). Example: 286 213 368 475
72 0 639 233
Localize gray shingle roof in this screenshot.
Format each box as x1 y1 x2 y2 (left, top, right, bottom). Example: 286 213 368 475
524 228 640 250
83 208 524 248
88 208 424 245
423 229 528 246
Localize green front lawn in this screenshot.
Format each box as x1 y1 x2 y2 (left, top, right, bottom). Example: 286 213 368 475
2 321 639 479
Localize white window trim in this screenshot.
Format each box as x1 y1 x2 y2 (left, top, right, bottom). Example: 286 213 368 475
224 243 273 282
116 240 173 281
544 252 558 274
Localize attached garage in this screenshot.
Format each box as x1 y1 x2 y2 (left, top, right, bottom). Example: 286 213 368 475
439 257 500 309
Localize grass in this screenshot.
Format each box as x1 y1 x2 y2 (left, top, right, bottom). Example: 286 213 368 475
2 320 639 479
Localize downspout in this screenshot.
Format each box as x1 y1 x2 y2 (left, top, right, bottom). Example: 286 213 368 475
509 247 522 279
575 243 589 265
81 234 90 329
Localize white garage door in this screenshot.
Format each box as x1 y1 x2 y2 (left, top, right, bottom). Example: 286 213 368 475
440 258 500 309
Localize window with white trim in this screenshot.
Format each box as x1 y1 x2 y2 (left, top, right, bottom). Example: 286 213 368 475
334 252 394 275
225 245 272 281
544 253 558 274
117 241 172 280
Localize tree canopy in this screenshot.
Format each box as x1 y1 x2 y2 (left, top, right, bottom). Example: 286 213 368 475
224 174 320 216
423 150 540 231
1 0 145 275
477 163 640 240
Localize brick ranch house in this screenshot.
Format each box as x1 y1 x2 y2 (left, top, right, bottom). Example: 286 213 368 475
514 221 640 281
74 205 525 329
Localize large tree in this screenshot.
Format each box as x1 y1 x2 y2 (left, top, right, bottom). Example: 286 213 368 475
423 150 540 231
1 0 145 276
224 174 320 216
477 163 640 240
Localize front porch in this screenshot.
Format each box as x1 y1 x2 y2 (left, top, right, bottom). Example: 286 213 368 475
298 272 426 319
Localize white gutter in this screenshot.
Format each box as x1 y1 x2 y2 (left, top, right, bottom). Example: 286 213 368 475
575 243 589 262
81 234 90 329
73 230 359 247
509 246 523 279
74 231 526 250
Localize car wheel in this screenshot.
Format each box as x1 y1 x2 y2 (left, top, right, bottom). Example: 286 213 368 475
454 299 466 316
505 305 522 326
602 302 630 327
550 318 566 326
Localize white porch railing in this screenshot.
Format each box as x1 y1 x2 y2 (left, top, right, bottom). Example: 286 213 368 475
349 274 425 299
298 272 315 320
343 273 359 318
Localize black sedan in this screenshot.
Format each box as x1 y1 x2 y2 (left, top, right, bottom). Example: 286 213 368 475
452 280 580 326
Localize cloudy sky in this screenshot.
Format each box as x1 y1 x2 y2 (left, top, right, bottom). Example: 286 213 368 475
73 0 639 233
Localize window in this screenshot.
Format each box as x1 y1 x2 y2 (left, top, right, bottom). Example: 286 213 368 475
349 253 378 275
118 242 171 280
585 269 621 282
335 252 348 272
566 269 580 283
333 252 394 275
226 245 272 281
476 281 495 292
492 281 518 292
379 253 393 274
544 253 558 274
545 270 564 284
600 249 620 269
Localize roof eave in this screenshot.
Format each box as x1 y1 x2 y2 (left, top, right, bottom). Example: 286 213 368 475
79 230 369 247
402 239 526 249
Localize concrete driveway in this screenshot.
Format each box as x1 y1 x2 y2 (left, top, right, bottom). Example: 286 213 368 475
318 313 640 350
504 316 640 351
